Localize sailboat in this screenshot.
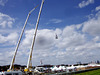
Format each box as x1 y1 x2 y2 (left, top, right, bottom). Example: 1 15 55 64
0 0 44 75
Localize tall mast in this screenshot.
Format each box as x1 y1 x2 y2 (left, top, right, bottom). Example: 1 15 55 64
26 0 44 70
8 6 38 71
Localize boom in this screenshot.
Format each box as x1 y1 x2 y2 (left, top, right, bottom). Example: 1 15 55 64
8 6 38 71
24 0 44 72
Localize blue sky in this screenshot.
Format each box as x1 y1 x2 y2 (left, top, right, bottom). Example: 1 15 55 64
0 0 100 66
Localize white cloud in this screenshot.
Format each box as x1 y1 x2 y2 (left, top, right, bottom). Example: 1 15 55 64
18 22 100 65
56 25 86 49
0 32 18 45
0 22 100 65
82 11 100 36
93 36 100 42
21 29 55 51
0 34 6 43
0 31 19 65
78 0 94 8
21 29 34 47
50 19 62 23
0 0 8 6
95 6 100 11
0 12 15 28
46 19 62 25
36 29 55 49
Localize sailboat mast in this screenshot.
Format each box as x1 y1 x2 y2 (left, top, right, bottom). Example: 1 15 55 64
27 0 44 69
8 6 38 71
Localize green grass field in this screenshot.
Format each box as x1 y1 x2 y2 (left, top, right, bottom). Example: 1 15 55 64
76 69 100 75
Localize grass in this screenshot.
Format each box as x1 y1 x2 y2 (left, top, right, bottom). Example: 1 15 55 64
76 69 100 75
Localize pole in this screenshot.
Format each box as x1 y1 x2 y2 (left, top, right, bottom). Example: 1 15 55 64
26 0 44 69
8 6 38 71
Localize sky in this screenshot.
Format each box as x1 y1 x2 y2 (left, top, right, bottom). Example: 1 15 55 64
0 0 100 66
